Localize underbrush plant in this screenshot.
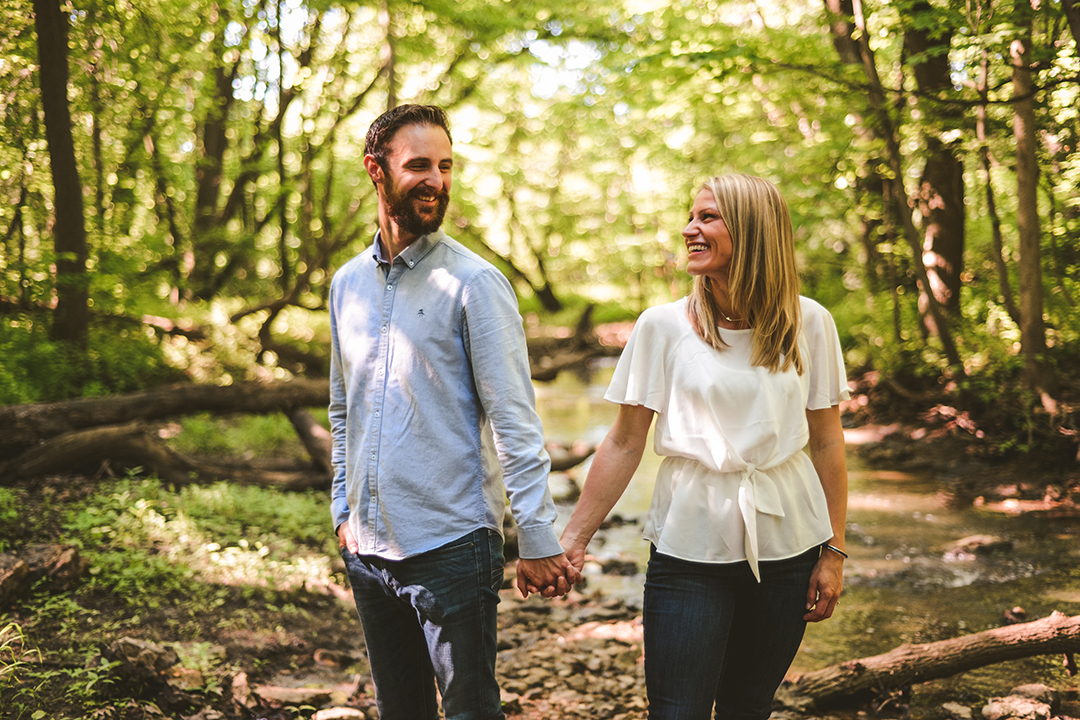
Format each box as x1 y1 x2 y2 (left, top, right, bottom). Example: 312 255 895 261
0 472 340 717
0 622 41 720
851 291 1079 461
0 487 21 552
0 622 38 686
60 474 334 608
0 318 184 404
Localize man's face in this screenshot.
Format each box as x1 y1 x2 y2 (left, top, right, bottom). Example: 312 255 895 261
378 123 453 241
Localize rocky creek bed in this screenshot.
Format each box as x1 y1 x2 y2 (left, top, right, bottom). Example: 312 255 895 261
4 424 1080 720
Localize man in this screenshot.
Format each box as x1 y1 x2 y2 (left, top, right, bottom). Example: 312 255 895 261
328 104 577 720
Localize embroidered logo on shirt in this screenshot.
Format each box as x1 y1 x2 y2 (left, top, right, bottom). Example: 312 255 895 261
417 309 425 317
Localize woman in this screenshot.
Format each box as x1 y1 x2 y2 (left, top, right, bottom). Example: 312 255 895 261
560 174 849 720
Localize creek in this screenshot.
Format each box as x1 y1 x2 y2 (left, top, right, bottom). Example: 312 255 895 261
534 363 1080 708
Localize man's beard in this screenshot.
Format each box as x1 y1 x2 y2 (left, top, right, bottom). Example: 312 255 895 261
386 176 449 238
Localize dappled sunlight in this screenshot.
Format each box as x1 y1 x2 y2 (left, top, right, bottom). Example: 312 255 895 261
847 490 951 513
559 618 642 645
78 480 343 599
843 424 902 445
123 500 337 592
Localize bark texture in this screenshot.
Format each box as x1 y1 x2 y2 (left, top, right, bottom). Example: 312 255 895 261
33 0 90 345
785 611 1080 709
0 379 331 452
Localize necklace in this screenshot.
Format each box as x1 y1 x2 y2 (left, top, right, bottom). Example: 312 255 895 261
718 309 744 323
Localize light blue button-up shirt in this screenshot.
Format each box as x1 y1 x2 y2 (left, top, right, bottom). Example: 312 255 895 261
328 230 562 560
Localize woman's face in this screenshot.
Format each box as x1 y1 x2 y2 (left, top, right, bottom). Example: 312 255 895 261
683 188 733 280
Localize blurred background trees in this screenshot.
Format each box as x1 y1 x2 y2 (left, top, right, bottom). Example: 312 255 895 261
1 0 1078 454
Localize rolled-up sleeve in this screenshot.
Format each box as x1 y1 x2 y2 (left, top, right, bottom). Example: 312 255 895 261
463 268 562 559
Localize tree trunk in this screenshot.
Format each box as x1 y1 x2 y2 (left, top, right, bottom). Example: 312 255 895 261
191 4 240 297
905 1 965 319
784 611 1080 709
823 0 905 330
824 0 860 63
1011 1 1059 407
33 0 89 347
381 1 396 110
977 51 1021 325
1061 0 1080 51
850 0 964 373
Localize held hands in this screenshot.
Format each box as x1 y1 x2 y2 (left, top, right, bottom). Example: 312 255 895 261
804 548 844 622
340 522 584 600
516 550 584 599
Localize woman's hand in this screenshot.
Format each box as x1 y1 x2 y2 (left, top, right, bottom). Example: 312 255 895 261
803 549 844 622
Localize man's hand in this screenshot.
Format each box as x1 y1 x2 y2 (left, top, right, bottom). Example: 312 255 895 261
516 553 582 599
337 523 358 554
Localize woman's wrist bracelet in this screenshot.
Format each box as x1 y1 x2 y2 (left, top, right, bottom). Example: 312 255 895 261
821 543 848 559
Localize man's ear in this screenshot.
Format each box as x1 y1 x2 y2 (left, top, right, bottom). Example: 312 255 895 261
363 154 384 184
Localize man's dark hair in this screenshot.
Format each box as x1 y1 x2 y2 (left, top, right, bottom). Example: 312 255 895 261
364 104 452 168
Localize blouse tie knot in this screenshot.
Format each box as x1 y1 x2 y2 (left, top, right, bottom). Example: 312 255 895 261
737 462 786 583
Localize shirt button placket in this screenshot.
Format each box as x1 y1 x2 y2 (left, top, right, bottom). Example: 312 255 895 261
369 268 395 536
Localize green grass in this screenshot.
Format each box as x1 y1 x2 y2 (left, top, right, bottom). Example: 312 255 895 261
168 412 315 459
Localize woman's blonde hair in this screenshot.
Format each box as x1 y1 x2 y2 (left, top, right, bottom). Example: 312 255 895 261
686 174 804 374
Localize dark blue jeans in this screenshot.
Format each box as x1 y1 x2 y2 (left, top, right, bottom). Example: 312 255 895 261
643 546 819 720
340 528 505 720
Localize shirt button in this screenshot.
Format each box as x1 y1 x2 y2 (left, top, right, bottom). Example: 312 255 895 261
386 284 392 291
381 326 387 333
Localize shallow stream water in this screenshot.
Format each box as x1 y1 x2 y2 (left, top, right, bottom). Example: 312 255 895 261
534 363 1080 708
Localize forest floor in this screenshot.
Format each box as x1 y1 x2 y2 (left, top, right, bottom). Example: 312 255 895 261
4 393 1080 720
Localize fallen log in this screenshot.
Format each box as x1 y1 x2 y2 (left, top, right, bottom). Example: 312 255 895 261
286 408 333 475
530 348 610 383
782 611 1080 709
0 422 329 491
0 378 599 486
526 304 623 382
0 379 331 451
548 441 596 472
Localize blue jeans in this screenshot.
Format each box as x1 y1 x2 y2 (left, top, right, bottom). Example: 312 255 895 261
643 546 819 720
340 528 505 720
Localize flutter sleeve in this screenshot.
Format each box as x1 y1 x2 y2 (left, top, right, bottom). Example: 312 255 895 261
605 306 671 412
803 298 851 410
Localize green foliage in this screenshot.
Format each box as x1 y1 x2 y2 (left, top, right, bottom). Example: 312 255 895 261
0 622 40 718
0 622 38 686
58 476 333 605
170 413 312 459
174 481 329 551
0 488 20 553
0 317 184 404
1 0 1078 447
518 292 639 327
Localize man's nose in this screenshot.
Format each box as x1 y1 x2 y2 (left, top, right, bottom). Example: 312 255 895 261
421 167 446 190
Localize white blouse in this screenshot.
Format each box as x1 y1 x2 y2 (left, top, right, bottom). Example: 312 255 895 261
606 296 850 580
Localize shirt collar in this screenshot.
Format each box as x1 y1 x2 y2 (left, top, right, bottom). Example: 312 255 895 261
372 229 444 270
